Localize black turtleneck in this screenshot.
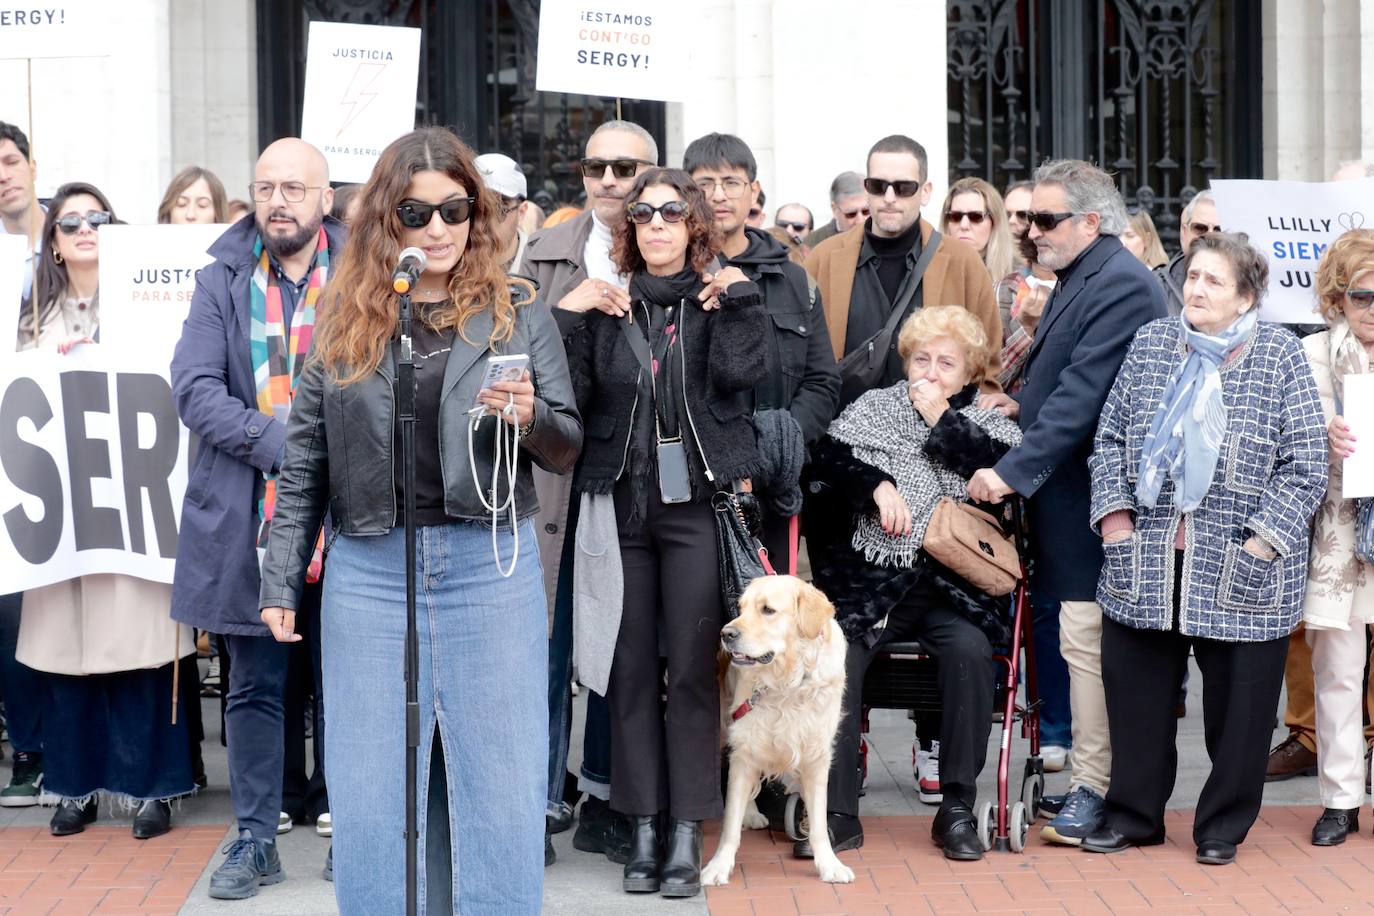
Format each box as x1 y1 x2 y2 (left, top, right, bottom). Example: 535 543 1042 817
865 217 923 305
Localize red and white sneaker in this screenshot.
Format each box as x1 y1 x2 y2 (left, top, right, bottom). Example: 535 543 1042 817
913 740 942 804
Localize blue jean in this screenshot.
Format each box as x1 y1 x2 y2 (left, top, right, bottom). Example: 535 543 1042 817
324 521 546 916
1031 598 1073 748
578 691 612 801
0 593 42 753
547 497 577 818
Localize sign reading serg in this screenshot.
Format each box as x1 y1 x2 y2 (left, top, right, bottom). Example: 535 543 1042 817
536 0 687 102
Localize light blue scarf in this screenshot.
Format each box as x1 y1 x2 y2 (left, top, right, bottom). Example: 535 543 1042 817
1136 309 1258 513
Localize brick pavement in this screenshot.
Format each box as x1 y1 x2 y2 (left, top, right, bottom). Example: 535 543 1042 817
0 825 225 916
703 806 1374 915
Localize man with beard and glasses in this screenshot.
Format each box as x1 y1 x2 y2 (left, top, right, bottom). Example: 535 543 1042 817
515 119 657 867
170 138 344 900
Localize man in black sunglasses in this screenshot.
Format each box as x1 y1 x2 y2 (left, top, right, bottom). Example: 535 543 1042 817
1154 190 1218 317
170 137 345 900
805 134 1003 408
774 203 813 245
516 118 659 867
805 171 867 249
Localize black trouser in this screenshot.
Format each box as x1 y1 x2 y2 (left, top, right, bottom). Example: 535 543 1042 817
1101 552 1288 846
282 585 328 823
830 579 994 818
609 483 723 820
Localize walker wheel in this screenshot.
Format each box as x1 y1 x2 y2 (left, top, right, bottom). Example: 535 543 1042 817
1009 801 1029 853
1021 772 1044 823
784 793 808 842
976 801 996 852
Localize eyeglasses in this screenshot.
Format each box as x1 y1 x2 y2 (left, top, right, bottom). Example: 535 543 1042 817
580 158 653 179
627 201 689 224
945 210 989 225
1188 221 1223 236
1346 289 1374 310
54 210 112 235
1026 211 1078 231
776 220 810 232
840 206 870 220
396 198 476 228
248 181 327 203
862 178 923 198
695 177 749 199
1007 209 1031 223
499 196 526 218
747 208 762 221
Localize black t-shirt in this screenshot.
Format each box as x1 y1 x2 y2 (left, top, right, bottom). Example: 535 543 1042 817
393 305 456 526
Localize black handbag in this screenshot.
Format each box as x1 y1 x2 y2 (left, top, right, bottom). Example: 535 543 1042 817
836 230 941 405
713 489 774 619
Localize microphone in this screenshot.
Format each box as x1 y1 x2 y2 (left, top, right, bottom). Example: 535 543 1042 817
392 247 427 294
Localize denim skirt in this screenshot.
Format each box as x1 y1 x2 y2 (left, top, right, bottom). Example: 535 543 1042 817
322 520 547 915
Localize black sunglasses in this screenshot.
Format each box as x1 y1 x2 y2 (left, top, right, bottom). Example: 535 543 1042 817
1188 221 1222 236
627 201 689 224
580 158 653 179
396 198 476 228
862 178 923 198
1026 210 1078 231
1008 209 1031 222
55 210 112 235
776 220 809 232
946 209 989 225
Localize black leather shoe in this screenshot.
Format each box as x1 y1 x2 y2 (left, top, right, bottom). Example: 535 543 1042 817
622 815 661 893
132 800 171 840
1082 824 1165 854
545 829 555 867
660 818 703 898
574 797 631 864
793 812 864 858
1312 808 1359 846
931 805 983 861
548 802 574 834
1196 839 1237 865
50 798 98 836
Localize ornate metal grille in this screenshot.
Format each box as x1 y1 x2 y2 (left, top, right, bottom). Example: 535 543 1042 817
947 0 1261 248
255 0 666 208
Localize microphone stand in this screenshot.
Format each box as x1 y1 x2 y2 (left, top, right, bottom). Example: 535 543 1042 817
397 291 420 916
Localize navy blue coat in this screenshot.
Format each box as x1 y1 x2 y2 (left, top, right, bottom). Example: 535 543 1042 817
169 215 349 635
993 235 1166 601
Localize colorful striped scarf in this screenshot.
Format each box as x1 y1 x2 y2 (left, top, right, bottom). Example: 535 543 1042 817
251 228 328 580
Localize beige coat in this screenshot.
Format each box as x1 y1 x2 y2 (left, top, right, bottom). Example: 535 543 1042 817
1302 321 1374 630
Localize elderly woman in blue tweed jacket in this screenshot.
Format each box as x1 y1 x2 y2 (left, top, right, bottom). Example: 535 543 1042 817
1084 232 1327 866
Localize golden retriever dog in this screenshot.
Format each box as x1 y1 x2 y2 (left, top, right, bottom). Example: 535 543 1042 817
702 575 854 886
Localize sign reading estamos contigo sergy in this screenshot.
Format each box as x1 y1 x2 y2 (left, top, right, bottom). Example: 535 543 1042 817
536 0 687 103
0 1 109 59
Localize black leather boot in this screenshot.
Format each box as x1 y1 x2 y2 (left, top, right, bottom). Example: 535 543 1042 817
50 798 98 836
1312 807 1360 846
660 818 703 898
132 799 172 839
622 815 661 893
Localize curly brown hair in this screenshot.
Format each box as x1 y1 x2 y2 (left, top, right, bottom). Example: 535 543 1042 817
1316 229 1374 321
610 168 721 276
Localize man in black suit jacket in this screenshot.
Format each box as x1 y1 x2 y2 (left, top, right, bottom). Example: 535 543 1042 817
967 159 1166 846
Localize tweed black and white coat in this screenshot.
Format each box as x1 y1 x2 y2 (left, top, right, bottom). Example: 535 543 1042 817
1089 318 1328 642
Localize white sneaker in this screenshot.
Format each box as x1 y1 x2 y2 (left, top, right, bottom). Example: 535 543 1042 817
316 812 333 837
915 740 942 804
277 811 293 834
1042 745 1069 773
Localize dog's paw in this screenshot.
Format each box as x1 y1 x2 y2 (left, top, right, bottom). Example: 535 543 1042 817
741 801 769 830
701 856 735 886
816 858 855 884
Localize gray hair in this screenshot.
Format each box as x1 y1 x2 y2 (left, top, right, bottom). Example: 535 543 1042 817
829 170 864 202
1186 231 1268 306
1031 159 1128 236
1181 189 1215 223
587 120 658 165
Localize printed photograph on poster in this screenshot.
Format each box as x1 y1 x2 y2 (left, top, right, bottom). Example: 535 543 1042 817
97 224 228 357
0 1 110 60
535 0 686 103
1211 178 1374 324
0 234 26 355
299 20 422 184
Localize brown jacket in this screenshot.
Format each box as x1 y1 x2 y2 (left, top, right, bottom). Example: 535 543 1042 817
803 218 1003 385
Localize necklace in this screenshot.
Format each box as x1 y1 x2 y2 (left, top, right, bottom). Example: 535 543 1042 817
412 287 449 302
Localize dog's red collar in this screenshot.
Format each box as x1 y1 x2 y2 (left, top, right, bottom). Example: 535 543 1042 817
731 687 766 721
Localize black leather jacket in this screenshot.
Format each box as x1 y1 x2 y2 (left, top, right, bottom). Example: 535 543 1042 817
259 299 582 612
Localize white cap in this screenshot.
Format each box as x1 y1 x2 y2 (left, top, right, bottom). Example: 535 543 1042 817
475 153 527 200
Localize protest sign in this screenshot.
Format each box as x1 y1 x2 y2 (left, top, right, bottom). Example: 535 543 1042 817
0 1 110 59
1211 178 1374 324
0 346 188 591
300 20 422 183
535 0 686 102
1344 374 1374 499
97 224 226 357
0 234 25 345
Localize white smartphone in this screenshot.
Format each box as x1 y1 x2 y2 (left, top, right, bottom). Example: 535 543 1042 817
473 353 530 411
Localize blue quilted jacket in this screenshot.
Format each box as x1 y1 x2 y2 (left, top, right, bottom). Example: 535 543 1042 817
1088 318 1328 641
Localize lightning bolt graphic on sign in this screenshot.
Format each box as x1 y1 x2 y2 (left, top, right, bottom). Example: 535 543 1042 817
336 63 387 139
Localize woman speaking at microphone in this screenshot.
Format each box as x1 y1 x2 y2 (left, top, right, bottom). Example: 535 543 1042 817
257 127 582 915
